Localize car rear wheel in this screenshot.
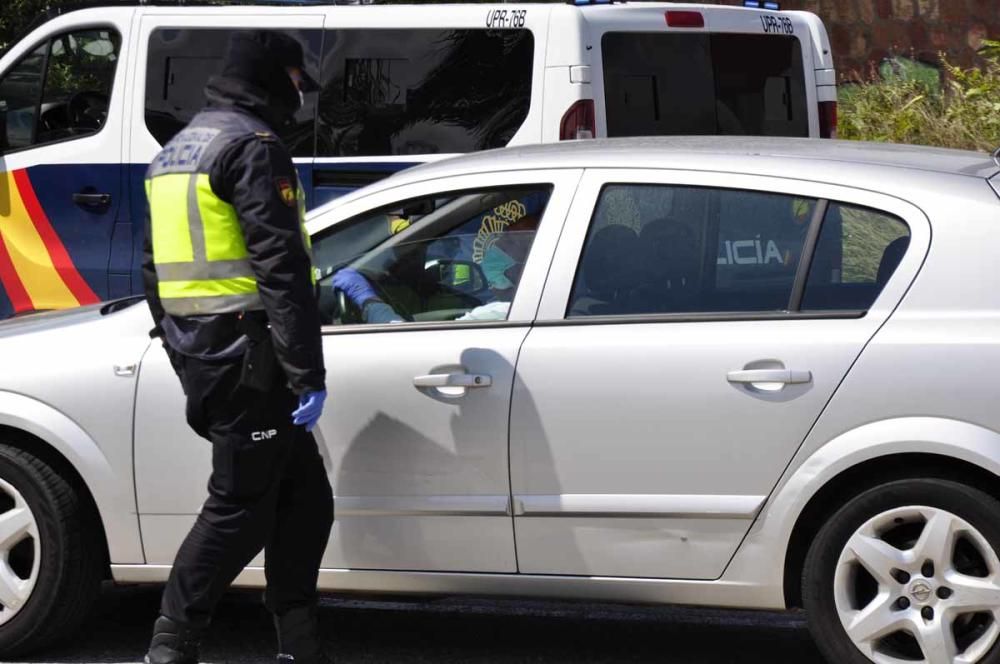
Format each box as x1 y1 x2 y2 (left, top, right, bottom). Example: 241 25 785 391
803 478 1000 664
0 444 102 657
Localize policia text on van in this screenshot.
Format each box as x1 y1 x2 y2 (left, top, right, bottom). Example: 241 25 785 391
0 1 836 320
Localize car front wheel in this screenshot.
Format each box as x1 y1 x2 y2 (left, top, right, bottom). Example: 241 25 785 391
0 444 102 657
804 478 1000 664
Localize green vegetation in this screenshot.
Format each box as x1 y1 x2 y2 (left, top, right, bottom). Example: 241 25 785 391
838 41 1000 152
0 0 62 53
841 208 909 283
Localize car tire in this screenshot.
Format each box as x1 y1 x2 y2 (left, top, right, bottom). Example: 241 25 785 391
803 478 1000 664
0 444 103 657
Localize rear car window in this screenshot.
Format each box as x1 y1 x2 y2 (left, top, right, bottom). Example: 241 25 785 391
602 32 808 138
568 184 816 317
316 28 534 157
802 203 910 310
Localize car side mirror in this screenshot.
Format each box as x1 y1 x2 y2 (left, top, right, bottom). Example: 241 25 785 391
402 199 435 217
425 259 487 293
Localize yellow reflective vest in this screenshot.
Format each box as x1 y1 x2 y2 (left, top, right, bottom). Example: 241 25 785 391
146 120 312 317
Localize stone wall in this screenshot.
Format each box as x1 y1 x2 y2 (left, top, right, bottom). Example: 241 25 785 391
722 0 999 78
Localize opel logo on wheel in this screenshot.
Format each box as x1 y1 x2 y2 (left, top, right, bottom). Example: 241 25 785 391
910 582 933 603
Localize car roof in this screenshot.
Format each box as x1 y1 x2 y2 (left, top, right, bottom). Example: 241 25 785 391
312 137 1000 218
413 137 999 180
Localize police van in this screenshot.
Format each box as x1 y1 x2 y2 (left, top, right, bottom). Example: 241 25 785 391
0 0 836 319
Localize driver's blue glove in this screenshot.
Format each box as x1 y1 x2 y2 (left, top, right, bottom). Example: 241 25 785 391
292 389 327 432
332 268 378 307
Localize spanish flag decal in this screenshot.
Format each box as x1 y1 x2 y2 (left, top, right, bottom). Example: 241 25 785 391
0 169 99 314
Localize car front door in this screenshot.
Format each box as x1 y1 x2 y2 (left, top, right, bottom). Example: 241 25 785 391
509 168 929 580
310 169 579 572
132 168 580 572
0 14 132 318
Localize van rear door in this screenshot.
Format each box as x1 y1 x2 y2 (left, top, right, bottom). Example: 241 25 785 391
584 4 830 139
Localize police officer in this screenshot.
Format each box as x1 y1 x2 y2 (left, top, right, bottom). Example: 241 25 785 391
142 31 333 664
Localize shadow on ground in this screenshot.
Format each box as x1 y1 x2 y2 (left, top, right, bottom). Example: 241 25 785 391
15 584 825 663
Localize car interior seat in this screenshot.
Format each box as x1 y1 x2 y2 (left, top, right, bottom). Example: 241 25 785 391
569 224 641 316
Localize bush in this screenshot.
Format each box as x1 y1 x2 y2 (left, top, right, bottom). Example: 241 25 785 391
839 40 1000 152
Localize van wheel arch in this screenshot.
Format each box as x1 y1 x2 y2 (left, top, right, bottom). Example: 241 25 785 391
783 452 1000 609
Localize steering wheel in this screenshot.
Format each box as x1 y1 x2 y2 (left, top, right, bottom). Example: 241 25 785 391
331 273 413 324
67 91 108 131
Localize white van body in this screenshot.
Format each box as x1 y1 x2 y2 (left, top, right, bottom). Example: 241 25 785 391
0 2 835 320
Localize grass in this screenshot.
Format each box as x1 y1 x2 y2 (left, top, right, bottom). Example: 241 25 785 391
841 208 909 283
838 40 1000 152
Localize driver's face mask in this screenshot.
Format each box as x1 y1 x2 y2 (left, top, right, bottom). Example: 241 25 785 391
482 245 517 290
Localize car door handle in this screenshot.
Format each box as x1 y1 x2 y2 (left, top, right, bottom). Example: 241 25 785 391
73 191 111 208
413 373 492 388
727 369 812 385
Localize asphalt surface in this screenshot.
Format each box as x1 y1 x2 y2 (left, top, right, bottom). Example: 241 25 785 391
13 584 827 664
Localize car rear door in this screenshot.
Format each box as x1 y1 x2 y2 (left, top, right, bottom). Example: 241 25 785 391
508 168 929 580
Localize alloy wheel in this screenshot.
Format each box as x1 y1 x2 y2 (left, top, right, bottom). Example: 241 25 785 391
0 477 40 626
835 505 1000 664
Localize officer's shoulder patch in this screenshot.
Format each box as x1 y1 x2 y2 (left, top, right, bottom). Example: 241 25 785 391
275 177 296 207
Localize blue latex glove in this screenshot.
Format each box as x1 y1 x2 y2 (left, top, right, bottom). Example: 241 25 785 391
292 389 327 432
332 268 378 307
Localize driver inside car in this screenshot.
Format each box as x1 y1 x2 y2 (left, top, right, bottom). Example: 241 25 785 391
332 214 539 324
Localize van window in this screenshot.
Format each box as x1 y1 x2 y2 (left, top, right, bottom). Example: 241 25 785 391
316 29 533 157
0 28 120 151
144 29 321 157
602 33 808 138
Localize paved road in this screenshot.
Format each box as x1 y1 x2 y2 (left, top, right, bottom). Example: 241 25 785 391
15 585 826 663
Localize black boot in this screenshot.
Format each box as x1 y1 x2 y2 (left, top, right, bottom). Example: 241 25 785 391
145 615 204 664
274 605 332 663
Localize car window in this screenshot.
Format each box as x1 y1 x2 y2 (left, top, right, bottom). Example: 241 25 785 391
144 29 321 157
802 203 910 310
316 28 533 157
0 28 120 151
568 184 817 317
313 186 551 325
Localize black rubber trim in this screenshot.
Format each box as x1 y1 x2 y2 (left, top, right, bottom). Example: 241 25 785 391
543 310 866 326
788 199 830 312
313 169 395 189
321 320 529 335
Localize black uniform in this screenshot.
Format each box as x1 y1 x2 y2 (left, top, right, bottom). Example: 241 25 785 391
142 31 333 664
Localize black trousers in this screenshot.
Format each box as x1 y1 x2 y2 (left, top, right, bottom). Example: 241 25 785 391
160 350 334 626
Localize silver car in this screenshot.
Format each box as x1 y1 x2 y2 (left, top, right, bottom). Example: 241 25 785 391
1 137 999 664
